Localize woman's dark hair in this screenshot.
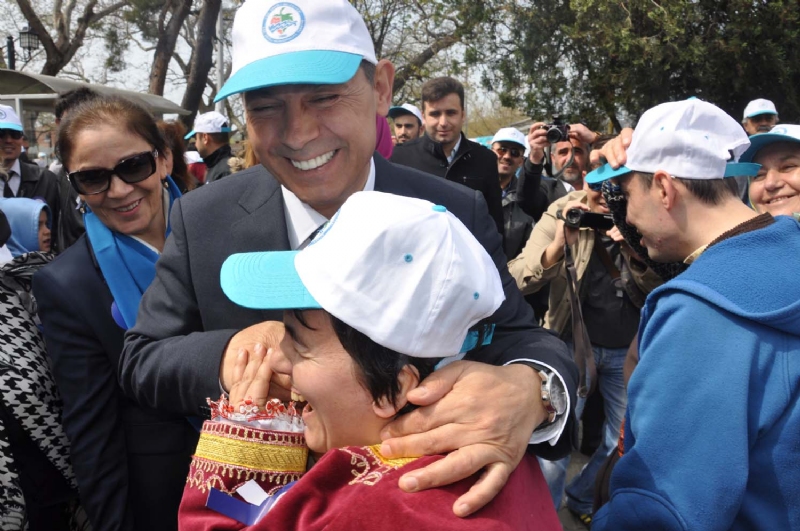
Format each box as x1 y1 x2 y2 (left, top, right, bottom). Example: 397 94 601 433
57 95 167 172
157 120 197 192
293 310 438 412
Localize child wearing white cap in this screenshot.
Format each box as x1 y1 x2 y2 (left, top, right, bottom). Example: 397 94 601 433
178 191 561 530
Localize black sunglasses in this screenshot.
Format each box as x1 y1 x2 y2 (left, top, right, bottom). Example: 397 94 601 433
494 146 524 158
67 150 158 195
0 129 23 140
588 180 622 193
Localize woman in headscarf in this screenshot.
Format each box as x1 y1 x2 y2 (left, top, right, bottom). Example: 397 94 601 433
32 96 198 531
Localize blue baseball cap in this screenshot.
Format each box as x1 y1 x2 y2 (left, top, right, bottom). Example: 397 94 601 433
215 1 378 102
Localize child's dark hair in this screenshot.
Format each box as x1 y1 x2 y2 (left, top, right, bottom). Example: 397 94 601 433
292 310 437 412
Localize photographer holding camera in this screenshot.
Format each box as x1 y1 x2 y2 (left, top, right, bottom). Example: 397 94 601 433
520 121 598 222
508 178 662 525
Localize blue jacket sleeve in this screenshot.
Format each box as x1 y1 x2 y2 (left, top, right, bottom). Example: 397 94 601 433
593 292 761 531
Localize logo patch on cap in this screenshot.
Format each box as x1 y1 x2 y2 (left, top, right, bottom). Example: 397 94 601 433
262 2 305 44
0 110 6 120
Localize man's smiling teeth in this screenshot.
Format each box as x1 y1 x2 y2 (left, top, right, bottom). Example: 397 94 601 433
115 199 141 212
291 151 335 171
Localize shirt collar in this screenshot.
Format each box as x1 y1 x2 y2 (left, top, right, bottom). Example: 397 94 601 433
281 158 376 250
446 135 463 165
684 244 708 265
8 159 20 178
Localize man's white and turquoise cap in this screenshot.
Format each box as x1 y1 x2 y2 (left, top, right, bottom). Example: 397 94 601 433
0 105 23 132
739 124 800 163
221 191 505 359
586 98 760 185
184 111 232 140
743 98 778 120
215 0 378 102
491 127 528 150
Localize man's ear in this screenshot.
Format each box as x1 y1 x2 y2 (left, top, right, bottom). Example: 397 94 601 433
653 170 678 210
373 59 396 118
372 364 420 419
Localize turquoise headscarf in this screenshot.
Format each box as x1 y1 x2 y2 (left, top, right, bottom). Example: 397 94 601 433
84 176 182 329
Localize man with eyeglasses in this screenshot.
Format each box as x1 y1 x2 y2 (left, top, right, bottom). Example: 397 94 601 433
490 127 533 260
0 105 60 241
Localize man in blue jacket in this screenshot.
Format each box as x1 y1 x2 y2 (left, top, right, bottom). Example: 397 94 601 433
585 98 800 531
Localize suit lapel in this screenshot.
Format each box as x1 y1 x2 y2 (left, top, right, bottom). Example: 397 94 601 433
230 167 290 320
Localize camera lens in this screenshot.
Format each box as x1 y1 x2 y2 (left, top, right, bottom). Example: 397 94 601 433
565 208 583 226
546 127 563 143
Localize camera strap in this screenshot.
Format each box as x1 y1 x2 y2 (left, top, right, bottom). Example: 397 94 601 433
563 229 597 398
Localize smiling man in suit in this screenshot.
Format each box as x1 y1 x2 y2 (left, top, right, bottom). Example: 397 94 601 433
120 0 577 517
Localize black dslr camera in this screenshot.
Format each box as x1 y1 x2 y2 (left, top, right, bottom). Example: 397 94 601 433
541 115 570 143
558 208 614 231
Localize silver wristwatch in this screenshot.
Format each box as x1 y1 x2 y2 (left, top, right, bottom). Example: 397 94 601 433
537 369 567 426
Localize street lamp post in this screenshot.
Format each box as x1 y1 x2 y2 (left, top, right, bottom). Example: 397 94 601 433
5 26 40 70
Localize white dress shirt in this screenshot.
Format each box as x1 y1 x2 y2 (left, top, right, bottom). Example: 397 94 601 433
281 159 376 250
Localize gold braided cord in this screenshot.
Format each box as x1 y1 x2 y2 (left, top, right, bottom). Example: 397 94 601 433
366 444 418 468
194 432 308 473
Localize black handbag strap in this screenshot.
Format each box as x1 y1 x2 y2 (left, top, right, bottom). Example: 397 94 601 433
563 229 597 398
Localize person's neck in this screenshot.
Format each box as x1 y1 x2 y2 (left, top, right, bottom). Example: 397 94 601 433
1 158 14 170
681 198 759 257
499 174 513 190
441 134 460 159
309 164 370 219
140 223 167 253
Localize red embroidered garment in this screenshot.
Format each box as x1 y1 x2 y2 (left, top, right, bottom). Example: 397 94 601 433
180 399 560 531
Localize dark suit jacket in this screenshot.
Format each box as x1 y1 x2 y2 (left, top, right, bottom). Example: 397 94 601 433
33 236 198 531
120 155 577 459
391 134 505 236
18 161 61 236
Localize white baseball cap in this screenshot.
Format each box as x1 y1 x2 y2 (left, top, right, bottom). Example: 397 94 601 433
221 191 505 358
743 99 778 120
586 98 760 185
490 127 527 150
215 0 378 102
184 111 232 140
739 124 800 163
388 104 423 125
0 105 23 132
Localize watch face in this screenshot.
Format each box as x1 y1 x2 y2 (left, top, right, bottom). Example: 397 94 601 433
550 383 568 416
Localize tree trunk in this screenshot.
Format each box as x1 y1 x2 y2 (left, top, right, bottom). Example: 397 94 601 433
149 0 194 96
180 0 222 129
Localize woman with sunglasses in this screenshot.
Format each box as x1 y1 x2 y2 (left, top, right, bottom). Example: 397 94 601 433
32 96 198 531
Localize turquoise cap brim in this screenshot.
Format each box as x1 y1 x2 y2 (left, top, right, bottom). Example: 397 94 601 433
220 251 321 310
585 163 632 184
214 50 364 102
739 132 800 163
0 122 23 132
183 130 196 140
723 162 760 177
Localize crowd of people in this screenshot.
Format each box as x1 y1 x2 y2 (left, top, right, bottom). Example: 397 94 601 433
0 0 797 530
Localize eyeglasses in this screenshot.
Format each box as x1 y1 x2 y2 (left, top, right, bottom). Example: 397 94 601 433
67 150 158 195
0 129 23 140
494 146 524 158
